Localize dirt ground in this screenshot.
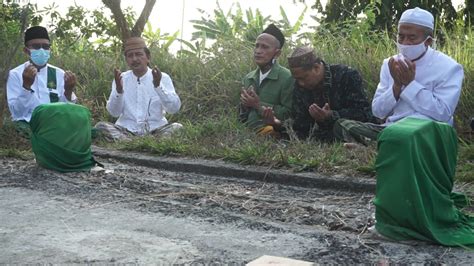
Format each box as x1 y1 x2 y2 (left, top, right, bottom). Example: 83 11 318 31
0 157 473 264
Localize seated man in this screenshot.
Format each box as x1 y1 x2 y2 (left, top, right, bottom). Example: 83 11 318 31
7 26 77 138
263 46 373 141
239 24 293 136
95 37 182 141
360 7 471 246
336 7 463 144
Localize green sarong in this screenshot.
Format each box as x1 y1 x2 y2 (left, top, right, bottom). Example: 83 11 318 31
374 117 474 247
30 103 96 172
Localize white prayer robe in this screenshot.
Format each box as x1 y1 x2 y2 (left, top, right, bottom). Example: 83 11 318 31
106 68 181 135
7 62 77 122
372 47 463 126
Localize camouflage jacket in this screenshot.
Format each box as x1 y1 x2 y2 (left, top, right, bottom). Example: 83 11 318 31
292 62 374 141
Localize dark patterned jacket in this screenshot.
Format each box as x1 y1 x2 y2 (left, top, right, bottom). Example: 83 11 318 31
292 62 374 141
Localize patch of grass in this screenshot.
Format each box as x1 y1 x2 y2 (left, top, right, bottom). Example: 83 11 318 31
0 114 471 183
104 115 378 177
101 115 473 183
0 148 33 160
119 135 189 156
0 121 31 153
0 122 33 160
457 142 474 183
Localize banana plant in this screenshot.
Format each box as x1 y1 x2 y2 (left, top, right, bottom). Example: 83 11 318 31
190 2 270 43
142 21 179 52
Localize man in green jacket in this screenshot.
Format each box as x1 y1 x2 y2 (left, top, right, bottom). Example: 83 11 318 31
239 24 294 136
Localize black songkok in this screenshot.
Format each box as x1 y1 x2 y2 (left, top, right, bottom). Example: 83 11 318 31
24 26 49 45
262 24 285 48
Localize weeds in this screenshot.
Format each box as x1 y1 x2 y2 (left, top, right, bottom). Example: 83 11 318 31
108 115 379 178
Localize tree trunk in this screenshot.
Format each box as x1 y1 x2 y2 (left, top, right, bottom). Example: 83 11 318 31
102 0 156 43
102 0 131 42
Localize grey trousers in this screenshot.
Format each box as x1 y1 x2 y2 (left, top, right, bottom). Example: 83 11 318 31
94 122 183 141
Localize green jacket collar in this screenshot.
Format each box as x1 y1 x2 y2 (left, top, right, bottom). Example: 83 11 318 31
248 62 282 82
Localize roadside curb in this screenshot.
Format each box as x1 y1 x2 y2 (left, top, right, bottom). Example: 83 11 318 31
92 146 376 193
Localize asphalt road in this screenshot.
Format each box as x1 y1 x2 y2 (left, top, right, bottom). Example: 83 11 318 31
0 157 472 264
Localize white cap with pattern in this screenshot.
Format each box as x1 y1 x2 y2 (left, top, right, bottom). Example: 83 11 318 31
399 7 434 30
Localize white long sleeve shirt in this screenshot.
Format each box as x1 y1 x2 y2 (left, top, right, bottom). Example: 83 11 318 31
106 68 181 135
372 47 463 126
7 62 77 122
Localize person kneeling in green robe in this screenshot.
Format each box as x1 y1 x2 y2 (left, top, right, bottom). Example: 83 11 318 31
374 117 474 247
30 102 97 172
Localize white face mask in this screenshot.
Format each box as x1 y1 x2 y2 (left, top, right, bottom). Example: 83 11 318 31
396 36 431 60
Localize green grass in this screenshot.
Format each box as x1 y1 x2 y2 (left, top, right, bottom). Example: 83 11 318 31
0 121 33 160
110 115 379 177
0 111 472 182
457 141 474 183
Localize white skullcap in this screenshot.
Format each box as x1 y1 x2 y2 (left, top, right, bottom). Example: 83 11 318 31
399 7 434 30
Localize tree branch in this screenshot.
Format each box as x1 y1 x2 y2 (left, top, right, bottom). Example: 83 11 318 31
102 0 131 42
131 0 156 37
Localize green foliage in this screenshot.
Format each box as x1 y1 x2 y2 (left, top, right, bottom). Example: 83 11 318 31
306 0 464 31
143 22 179 52
43 3 134 52
187 1 308 53
190 2 269 44
438 20 474 127
35 3 178 54
0 1 43 76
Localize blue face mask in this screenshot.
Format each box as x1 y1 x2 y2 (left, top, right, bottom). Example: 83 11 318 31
29 48 50 66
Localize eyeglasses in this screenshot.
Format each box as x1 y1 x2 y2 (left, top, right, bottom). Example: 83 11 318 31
28 43 51 50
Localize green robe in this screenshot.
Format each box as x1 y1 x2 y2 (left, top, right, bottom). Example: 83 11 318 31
30 102 96 172
375 117 474 247
240 62 294 128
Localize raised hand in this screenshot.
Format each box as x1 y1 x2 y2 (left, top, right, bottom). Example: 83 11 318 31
22 64 38 90
388 57 416 100
388 57 402 100
240 85 259 109
64 71 77 92
308 103 332 122
114 68 123 93
397 58 416 86
262 106 280 126
152 66 162 88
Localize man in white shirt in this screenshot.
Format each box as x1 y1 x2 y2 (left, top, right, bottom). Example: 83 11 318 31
369 8 472 245
334 7 464 145
95 37 182 141
7 25 77 138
